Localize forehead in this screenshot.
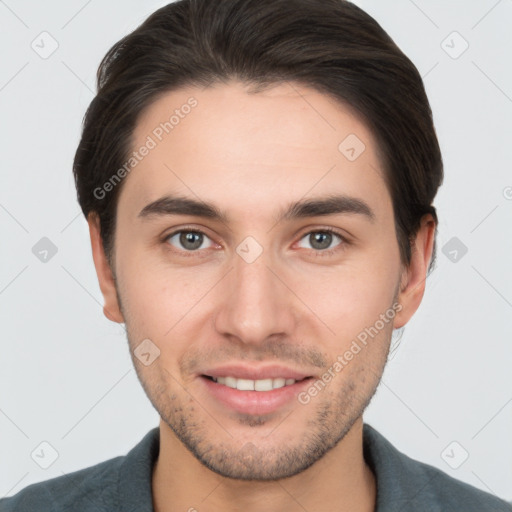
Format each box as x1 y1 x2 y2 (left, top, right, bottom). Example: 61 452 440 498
120 81 390 222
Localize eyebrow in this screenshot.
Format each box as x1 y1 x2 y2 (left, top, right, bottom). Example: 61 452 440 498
137 193 375 224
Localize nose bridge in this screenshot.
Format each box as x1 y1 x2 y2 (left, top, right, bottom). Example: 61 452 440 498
214 246 295 345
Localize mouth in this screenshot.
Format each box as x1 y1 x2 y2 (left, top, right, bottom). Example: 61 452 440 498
199 371 315 416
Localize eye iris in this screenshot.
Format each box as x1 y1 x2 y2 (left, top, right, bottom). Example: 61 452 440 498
310 232 332 250
180 231 203 250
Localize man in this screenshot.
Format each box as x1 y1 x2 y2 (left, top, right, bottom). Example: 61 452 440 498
1 0 510 510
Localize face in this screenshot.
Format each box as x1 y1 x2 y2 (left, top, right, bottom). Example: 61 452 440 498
91 80 431 480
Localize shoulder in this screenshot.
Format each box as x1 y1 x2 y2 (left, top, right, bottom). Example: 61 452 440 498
0 455 124 512
363 423 512 511
0 427 160 512
397 452 512 511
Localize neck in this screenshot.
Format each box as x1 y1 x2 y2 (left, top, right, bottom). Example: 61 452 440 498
152 417 376 512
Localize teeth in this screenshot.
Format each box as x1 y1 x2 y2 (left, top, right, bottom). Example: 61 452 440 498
255 379 273 391
273 378 286 389
213 376 298 391
236 378 254 391
224 376 237 388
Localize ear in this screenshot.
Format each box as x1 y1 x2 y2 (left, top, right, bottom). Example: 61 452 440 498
88 212 125 324
394 214 436 329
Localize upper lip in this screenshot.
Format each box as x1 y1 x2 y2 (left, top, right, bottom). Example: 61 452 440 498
201 363 313 381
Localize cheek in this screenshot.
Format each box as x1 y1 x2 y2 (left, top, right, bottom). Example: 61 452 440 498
306 286 390 346
116 251 215 342
115 250 170 334
290 254 400 342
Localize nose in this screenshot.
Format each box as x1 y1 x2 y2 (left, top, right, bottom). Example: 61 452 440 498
214 249 297 346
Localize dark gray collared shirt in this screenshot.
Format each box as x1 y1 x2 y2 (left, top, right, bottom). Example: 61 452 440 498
1 424 510 511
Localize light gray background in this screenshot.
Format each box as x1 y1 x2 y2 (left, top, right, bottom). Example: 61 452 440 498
1 0 511 503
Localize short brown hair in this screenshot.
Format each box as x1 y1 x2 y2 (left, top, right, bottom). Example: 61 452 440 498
73 0 443 270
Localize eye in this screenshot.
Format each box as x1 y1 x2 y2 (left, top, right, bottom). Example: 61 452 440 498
165 229 215 252
163 227 346 256
297 229 345 253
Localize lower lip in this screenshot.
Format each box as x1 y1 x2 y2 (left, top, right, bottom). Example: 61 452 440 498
200 376 313 415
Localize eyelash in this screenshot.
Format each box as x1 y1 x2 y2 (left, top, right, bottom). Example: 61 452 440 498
162 226 349 258
298 227 347 257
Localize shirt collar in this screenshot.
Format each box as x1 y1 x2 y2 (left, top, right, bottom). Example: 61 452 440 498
118 427 160 512
116 423 427 512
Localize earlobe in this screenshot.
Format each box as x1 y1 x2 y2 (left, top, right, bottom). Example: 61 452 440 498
88 212 125 324
394 214 436 329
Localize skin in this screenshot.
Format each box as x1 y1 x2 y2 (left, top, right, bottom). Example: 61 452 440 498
89 81 435 512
